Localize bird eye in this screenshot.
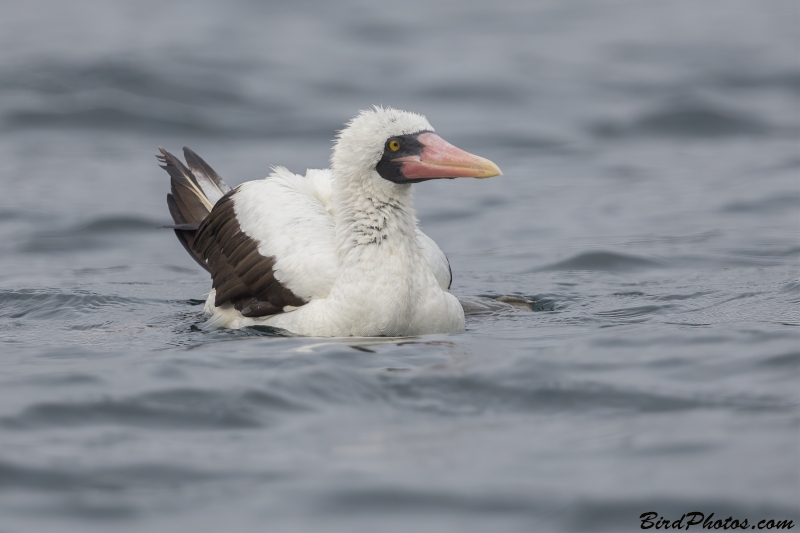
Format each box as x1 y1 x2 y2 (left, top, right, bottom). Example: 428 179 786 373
388 139 401 151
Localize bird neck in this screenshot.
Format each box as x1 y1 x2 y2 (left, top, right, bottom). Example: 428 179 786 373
332 169 420 267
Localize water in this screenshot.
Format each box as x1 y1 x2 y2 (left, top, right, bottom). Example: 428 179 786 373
0 1 797 531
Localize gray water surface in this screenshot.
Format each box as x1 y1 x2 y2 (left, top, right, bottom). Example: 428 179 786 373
0 1 798 532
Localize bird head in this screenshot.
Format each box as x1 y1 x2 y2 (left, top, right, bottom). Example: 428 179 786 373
332 107 501 189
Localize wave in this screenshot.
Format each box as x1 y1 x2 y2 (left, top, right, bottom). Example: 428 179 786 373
23 216 167 253
590 101 773 138
0 59 247 107
715 70 800 94
417 82 527 104
462 132 574 153
0 288 149 319
3 368 784 434
372 367 790 417
758 351 800 368
0 59 326 138
780 280 800 295
595 304 671 321
722 193 800 214
536 251 664 272
0 459 225 492
1 387 307 430
535 247 793 273
0 210 23 221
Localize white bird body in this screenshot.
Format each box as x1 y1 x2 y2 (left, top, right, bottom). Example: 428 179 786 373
159 108 500 337
201 167 461 336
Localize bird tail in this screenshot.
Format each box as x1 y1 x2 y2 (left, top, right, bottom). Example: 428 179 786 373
157 147 232 272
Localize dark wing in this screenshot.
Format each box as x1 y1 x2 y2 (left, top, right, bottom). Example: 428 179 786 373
182 147 231 200
191 191 307 318
159 146 232 272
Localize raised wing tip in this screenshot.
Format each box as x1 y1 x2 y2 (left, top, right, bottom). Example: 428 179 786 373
156 146 170 162
163 222 201 230
183 146 201 163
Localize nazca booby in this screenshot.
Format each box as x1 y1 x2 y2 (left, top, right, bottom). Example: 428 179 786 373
159 107 501 336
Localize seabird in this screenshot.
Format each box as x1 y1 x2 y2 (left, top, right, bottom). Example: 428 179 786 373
158 107 501 336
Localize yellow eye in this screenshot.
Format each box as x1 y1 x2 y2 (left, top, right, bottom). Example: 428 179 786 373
388 139 401 151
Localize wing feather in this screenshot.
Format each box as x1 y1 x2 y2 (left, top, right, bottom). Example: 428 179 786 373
192 169 338 318
230 168 340 303
417 229 452 291
159 147 234 272
183 147 231 204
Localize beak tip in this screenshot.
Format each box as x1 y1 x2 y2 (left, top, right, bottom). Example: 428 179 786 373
484 161 502 178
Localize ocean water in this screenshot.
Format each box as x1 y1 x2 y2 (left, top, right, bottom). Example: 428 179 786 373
0 1 797 531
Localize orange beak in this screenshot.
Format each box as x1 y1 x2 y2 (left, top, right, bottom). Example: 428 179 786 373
394 133 502 180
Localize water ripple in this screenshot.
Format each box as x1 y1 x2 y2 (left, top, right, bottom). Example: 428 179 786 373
1 387 307 430
23 216 167 253
590 101 774 138
536 251 664 272
0 289 150 319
